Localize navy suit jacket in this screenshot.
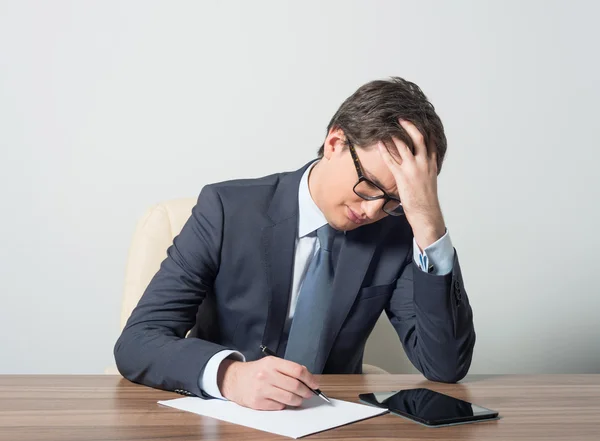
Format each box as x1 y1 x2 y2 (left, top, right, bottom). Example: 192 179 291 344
114 161 476 397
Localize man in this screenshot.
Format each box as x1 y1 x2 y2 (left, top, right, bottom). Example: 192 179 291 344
114 77 475 411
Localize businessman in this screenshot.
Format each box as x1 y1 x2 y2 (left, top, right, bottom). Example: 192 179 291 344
114 77 476 410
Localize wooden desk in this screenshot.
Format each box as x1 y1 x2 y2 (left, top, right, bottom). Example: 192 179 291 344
1 375 599 440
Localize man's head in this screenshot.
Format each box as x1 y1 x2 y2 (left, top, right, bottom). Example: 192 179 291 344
309 77 447 232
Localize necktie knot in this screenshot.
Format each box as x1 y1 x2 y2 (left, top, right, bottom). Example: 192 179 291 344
316 225 337 252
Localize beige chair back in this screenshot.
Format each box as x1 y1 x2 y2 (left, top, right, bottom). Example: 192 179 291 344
120 198 196 331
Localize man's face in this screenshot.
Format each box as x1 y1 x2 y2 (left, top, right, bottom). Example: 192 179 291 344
312 130 399 231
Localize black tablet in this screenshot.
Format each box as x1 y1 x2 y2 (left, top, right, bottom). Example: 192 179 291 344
359 388 499 427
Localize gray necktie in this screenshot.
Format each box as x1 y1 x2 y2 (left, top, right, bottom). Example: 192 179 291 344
284 224 339 373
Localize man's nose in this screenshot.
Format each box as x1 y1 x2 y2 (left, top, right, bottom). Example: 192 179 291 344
361 198 385 220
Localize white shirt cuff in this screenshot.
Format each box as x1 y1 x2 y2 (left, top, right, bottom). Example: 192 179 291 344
413 230 455 276
198 350 245 399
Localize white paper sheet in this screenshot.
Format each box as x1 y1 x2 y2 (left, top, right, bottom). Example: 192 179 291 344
158 395 387 439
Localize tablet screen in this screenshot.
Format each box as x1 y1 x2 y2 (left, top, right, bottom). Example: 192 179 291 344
360 388 498 426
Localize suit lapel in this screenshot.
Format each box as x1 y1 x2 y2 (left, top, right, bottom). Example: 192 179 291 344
260 162 313 355
260 217 297 355
314 223 380 373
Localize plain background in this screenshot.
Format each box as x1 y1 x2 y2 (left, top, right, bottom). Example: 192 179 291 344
1 0 599 375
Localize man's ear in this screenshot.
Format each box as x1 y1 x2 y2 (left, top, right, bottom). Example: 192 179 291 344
323 127 346 160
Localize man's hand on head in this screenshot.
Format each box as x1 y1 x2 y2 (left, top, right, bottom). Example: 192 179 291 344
378 119 446 251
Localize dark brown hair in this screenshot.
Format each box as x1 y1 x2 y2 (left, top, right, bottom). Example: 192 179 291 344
318 77 447 173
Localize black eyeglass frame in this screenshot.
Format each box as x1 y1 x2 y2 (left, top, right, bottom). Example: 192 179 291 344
348 142 404 216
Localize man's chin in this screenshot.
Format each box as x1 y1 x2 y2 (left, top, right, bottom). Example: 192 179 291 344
332 217 361 232
325 217 348 232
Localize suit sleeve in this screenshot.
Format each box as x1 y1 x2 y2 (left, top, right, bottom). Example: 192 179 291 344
385 249 475 383
114 185 229 397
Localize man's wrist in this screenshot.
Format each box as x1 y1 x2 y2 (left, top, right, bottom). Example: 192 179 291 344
413 218 446 251
217 358 241 400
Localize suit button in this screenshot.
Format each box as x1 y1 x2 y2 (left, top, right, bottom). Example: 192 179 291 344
455 282 462 295
454 280 462 301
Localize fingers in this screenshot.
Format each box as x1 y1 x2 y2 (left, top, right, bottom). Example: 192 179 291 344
232 358 318 411
268 385 306 407
379 139 410 170
389 136 414 165
378 141 400 170
272 358 319 390
399 119 427 159
270 370 314 399
262 358 316 408
430 151 439 174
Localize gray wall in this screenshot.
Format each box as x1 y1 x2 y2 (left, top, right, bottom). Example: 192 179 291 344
1 0 598 374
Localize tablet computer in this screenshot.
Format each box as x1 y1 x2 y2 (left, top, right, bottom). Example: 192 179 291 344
359 388 499 427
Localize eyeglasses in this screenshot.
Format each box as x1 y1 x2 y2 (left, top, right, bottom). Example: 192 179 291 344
348 142 404 216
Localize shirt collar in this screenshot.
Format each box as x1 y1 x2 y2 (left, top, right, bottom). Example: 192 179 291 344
298 160 328 238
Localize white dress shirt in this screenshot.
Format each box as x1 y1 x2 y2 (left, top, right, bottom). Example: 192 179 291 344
198 161 454 399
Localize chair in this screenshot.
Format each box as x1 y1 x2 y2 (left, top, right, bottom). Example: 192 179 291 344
114 198 388 375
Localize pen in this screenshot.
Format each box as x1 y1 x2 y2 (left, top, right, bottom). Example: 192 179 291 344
259 345 332 404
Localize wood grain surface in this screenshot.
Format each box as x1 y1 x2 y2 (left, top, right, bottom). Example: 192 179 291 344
1 374 599 440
